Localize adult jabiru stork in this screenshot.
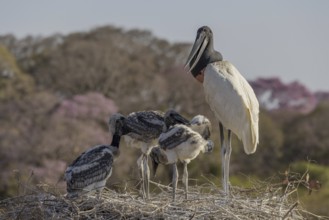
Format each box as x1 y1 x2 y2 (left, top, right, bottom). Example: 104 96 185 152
184 26 259 194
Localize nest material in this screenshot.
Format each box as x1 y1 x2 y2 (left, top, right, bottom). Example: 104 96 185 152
0 179 326 220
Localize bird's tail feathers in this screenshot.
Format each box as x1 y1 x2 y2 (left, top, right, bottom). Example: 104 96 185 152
242 109 259 154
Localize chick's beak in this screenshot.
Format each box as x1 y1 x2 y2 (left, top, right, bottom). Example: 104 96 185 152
174 114 190 126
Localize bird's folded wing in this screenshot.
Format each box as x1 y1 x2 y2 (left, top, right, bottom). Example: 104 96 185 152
68 145 111 167
65 146 113 188
158 126 191 150
221 62 259 145
126 111 164 136
136 111 164 128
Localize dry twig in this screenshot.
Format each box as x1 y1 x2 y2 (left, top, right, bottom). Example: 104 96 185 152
0 177 327 220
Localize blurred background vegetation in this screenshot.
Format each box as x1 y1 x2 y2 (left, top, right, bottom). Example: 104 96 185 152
0 26 328 216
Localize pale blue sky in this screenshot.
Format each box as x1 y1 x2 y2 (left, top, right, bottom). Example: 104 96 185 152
1 0 328 91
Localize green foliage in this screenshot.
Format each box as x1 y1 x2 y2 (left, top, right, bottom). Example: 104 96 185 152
291 161 329 185
229 175 255 188
0 45 34 101
16 27 191 114
230 110 284 176
290 162 329 216
284 102 329 165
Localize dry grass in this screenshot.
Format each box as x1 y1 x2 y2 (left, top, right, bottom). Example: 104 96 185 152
0 175 328 220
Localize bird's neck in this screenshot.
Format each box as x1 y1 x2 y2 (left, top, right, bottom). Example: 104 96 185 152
122 124 131 135
111 134 121 148
207 38 223 63
191 48 223 78
211 50 223 63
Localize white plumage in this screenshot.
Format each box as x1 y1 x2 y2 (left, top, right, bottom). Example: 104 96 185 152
203 62 259 154
185 26 259 195
150 124 214 201
190 114 212 140
64 113 126 198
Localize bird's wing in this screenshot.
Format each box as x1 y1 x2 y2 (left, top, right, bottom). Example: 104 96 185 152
158 125 192 150
65 145 114 190
137 111 164 125
126 111 164 138
211 62 259 112
223 62 259 145
137 111 164 131
205 61 259 153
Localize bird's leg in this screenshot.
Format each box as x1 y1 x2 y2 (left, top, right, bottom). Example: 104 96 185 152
219 122 227 194
140 154 146 199
95 185 105 201
96 189 102 200
172 163 178 202
182 161 188 200
224 130 232 195
143 154 150 200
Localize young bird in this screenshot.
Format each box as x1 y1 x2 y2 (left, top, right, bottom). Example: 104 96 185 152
64 113 126 199
190 114 212 140
150 124 214 202
123 109 190 199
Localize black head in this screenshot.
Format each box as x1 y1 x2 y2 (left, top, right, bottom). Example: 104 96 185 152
108 113 127 136
185 26 223 77
164 109 190 131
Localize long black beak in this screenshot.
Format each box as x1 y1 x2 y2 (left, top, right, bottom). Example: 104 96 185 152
164 110 191 130
173 113 190 126
184 30 208 73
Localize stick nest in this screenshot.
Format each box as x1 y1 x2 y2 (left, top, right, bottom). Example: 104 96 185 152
0 178 326 220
